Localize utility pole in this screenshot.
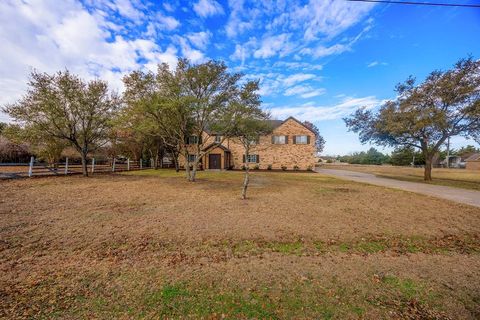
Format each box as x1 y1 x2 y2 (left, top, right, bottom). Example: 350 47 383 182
446 137 450 168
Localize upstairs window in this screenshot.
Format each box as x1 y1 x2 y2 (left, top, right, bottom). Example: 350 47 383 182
188 154 196 162
187 136 199 144
272 135 287 144
214 135 222 143
294 135 309 144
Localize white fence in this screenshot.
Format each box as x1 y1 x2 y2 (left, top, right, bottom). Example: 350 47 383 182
0 157 151 179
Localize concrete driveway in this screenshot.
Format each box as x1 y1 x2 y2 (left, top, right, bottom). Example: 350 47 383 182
316 168 480 208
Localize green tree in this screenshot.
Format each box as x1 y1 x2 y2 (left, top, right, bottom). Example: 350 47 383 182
3 70 119 176
344 57 480 181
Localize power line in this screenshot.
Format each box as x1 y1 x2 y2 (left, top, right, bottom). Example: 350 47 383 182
346 0 480 8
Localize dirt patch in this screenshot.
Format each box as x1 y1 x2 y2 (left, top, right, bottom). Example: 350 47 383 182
1 170 479 318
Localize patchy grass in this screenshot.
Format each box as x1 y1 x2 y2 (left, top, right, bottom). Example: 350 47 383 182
323 164 480 190
1 170 480 319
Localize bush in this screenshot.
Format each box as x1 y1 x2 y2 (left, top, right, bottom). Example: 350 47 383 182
241 165 246 170
307 165 313 171
326 159 333 163
267 164 272 170
253 164 260 170
293 165 299 171
281 165 287 171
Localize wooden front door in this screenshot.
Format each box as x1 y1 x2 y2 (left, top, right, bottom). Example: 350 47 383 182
209 154 221 169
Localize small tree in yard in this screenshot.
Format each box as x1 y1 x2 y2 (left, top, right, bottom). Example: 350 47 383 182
344 57 480 181
302 121 326 155
225 81 272 199
3 70 119 176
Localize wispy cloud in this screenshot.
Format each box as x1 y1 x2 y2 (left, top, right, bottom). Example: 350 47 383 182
269 96 383 121
367 61 388 67
193 0 224 18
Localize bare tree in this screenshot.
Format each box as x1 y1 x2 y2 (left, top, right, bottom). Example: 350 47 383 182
3 70 119 176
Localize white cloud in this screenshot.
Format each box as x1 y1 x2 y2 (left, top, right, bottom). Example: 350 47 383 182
157 12 180 31
367 61 388 67
0 0 178 110
282 73 316 87
176 37 205 63
186 31 211 50
284 85 325 98
301 43 350 59
253 34 292 59
269 96 382 121
193 0 224 18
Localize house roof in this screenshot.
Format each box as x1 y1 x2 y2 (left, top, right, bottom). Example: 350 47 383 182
204 116 316 135
202 142 230 152
465 153 480 161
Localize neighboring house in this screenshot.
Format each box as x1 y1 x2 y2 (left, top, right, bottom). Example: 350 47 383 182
179 117 316 170
465 153 480 170
440 155 465 168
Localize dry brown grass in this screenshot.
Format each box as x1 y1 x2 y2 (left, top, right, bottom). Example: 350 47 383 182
323 163 480 190
1 170 479 319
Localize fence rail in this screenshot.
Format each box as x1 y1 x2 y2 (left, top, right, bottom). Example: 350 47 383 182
0 157 153 179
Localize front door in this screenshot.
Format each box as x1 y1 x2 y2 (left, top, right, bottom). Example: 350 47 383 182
209 154 221 169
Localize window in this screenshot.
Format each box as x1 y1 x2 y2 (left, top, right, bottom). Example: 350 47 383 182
295 135 309 144
187 136 199 144
214 135 222 143
188 154 196 163
246 154 258 163
272 135 287 144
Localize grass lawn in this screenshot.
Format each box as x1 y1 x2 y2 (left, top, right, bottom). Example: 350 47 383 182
323 163 480 191
1 170 480 319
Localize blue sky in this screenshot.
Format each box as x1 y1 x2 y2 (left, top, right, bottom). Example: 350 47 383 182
0 0 479 154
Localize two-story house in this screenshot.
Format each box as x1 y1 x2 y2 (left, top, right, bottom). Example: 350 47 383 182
179 117 317 170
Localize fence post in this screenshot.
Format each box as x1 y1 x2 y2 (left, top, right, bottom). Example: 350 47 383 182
140 158 142 170
28 156 34 177
112 158 116 172
127 158 130 171
91 158 95 174
64 157 69 175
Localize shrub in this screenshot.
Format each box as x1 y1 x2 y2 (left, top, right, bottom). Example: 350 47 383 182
307 165 313 171
253 164 260 170
241 165 246 171
293 165 299 171
326 159 333 163
281 165 287 171
267 164 272 170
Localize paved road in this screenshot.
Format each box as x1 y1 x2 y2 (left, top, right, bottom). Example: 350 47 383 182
316 168 480 208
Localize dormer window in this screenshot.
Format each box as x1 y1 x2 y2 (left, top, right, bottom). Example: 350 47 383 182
214 135 222 143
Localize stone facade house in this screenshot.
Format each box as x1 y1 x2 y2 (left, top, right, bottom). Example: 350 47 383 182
179 117 317 170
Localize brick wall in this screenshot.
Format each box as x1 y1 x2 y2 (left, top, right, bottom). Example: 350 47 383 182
178 118 316 170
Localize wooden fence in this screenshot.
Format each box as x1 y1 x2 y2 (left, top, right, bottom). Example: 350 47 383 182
0 157 152 179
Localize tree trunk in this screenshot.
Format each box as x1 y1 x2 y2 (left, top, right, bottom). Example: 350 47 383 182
189 162 197 182
424 156 433 181
154 153 159 170
173 153 179 172
241 167 249 200
185 154 191 181
80 152 88 177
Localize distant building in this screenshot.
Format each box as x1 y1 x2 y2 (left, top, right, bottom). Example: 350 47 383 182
465 153 480 170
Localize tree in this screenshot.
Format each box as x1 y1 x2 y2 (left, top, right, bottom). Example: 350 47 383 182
3 70 119 176
302 121 325 154
344 57 480 181
389 146 425 166
124 59 247 182
222 80 271 199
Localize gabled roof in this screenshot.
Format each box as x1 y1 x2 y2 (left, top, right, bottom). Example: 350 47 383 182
277 116 317 135
202 142 230 152
465 153 480 161
204 116 316 135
